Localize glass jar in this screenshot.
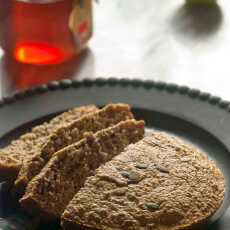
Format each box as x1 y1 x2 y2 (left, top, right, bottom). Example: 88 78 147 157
9 0 93 65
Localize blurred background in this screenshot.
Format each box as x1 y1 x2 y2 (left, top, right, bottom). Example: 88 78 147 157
0 0 229 99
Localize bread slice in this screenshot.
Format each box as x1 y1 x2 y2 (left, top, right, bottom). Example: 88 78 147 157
14 104 133 197
20 120 145 220
62 133 225 230
0 105 98 182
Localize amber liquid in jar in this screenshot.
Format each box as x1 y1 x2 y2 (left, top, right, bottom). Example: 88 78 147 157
10 0 92 65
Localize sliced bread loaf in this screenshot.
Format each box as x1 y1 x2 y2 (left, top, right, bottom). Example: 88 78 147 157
0 105 98 182
14 104 133 196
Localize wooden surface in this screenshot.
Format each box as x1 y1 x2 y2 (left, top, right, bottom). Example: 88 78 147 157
0 0 230 100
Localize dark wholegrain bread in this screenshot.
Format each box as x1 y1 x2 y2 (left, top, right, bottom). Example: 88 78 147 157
14 104 133 197
0 105 98 182
62 133 225 230
20 120 145 220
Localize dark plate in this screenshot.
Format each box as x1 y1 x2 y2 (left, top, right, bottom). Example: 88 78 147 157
0 79 230 230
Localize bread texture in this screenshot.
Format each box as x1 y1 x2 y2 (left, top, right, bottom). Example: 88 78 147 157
14 104 133 197
62 132 225 230
20 120 145 220
0 105 98 182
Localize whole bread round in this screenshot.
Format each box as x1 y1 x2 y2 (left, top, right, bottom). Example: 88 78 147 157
62 132 225 230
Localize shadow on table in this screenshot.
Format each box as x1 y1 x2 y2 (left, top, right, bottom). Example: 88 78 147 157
170 3 223 43
0 48 95 96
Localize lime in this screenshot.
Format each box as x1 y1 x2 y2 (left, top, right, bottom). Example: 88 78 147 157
186 0 216 5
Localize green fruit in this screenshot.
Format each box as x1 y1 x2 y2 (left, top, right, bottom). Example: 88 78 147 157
186 0 216 5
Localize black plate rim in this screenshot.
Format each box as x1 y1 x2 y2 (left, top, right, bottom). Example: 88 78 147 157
0 78 229 112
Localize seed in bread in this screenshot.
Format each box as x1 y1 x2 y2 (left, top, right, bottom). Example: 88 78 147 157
0 105 98 182
62 133 225 230
14 104 133 197
20 120 145 220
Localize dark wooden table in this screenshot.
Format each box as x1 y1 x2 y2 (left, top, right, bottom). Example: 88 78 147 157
0 0 230 101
